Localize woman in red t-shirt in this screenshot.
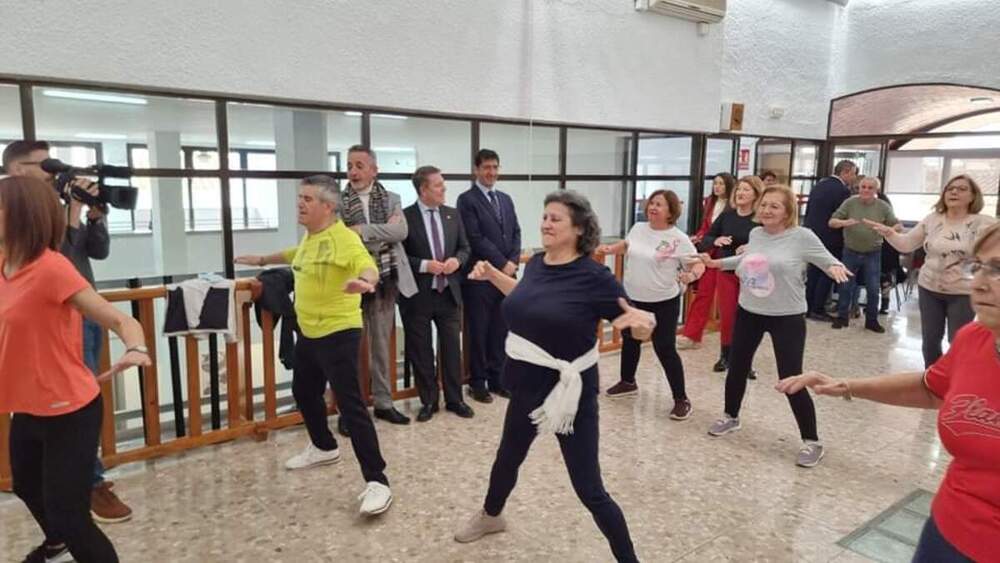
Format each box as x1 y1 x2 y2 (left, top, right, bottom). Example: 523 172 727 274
778 221 1000 563
0 177 150 563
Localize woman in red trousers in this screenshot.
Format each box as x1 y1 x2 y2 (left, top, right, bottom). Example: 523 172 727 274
678 173 734 354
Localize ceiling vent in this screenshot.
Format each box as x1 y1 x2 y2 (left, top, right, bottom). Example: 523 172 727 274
635 0 726 24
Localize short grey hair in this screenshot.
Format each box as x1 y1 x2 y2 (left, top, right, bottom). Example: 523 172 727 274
301 175 341 209
859 176 882 192
834 159 857 176
347 144 378 165
543 190 602 255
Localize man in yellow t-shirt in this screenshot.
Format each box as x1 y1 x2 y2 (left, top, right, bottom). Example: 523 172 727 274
235 175 392 517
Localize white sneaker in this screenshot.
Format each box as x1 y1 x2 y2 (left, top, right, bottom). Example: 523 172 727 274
676 336 701 350
358 481 393 516
284 442 341 470
454 510 508 543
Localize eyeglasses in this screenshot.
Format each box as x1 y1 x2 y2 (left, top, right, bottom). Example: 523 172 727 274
962 259 1000 281
945 184 971 193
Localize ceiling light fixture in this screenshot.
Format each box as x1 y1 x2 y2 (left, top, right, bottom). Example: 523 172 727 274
343 111 363 117
970 96 995 104
245 140 277 147
372 113 408 120
43 89 148 105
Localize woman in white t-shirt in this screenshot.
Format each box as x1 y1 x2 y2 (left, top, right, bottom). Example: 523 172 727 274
599 190 704 419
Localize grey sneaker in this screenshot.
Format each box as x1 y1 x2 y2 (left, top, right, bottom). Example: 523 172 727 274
707 416 741 436
796 441 825 468
454 510 507 543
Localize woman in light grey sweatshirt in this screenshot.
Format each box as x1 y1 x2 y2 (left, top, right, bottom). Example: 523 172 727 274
698 185 850 468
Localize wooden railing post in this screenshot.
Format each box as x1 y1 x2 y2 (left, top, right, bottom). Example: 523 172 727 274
185 337 203 437
261 311 277 421
137 298 162 446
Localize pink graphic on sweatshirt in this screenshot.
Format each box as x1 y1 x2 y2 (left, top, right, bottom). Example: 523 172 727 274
741 253 775 297
655 239 681 262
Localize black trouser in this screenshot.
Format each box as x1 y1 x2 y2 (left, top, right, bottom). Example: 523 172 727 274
483 369 638 562
399 290 464 407
463 281 508 392
917 287 976 368
619 296 687 401
11 396 118 563
293 328 388 486
724 307 818 441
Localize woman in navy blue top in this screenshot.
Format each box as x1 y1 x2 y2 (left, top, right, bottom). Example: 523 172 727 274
453 191 654 562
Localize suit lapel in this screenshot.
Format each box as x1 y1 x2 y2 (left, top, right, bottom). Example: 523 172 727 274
441 207 458 250
474 186 503 228
407 205 432 258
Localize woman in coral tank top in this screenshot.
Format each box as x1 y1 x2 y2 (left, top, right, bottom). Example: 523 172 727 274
0 176 150 563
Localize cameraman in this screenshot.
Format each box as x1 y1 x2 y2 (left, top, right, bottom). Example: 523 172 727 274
2 141 133 524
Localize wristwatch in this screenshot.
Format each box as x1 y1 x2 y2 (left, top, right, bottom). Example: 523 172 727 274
127 345 150 355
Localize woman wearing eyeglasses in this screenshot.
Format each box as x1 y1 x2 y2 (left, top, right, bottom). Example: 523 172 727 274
777 221 1000 563
865 174 996 367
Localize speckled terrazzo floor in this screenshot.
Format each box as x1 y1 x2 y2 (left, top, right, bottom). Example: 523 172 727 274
1 299 945 562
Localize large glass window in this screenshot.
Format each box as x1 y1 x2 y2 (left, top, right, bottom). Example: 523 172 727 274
705 137 734 176
886 152 1000 221
567 181 628 239
834 143 881 178
479 123 559 175
370 115 470 173
567 129 631 175
34 87 217 167
503 181 559 249
737 137 758 175
793 142 819 177
757 140 792 183
637 135 692 176
227 103 361 172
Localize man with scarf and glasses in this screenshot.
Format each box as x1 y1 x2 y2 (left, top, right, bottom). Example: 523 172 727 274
341 145 414 432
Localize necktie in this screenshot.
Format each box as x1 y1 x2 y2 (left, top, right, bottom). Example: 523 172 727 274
428 209 446 292
487 190 503 226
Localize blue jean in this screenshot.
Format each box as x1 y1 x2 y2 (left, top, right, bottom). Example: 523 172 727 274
82 318 106 487
837 248 881 322
912 516 973 562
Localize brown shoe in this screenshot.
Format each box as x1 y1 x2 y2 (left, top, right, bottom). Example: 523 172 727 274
91 481 133 523
669 399 692 421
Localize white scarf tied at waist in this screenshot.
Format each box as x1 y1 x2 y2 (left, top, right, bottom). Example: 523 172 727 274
505 332 600 435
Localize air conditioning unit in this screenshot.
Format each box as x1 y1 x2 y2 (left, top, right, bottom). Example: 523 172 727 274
635 0 726 23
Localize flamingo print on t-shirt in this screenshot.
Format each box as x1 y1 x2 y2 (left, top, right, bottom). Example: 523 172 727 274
654 238 682 262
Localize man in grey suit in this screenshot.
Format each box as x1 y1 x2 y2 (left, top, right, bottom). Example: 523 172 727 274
340 145 414 431
399 166 475 422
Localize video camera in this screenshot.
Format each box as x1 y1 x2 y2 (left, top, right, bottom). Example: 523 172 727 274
40 158 139 210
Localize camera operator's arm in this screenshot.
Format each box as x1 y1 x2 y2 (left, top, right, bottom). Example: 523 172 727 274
70 287 151 380
67 178 110 260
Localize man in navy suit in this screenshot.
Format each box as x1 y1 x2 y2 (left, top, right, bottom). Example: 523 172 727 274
399 166 475 422
457 149 521 403
803 159 858 321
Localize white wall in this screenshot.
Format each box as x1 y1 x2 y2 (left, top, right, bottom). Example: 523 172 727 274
831 0 1000 98
720 0 841 139
0 0 724 133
